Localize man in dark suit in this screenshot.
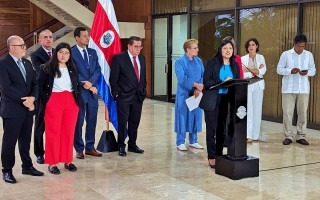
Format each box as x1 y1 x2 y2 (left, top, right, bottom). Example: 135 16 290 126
0 35 44 184
30 29 54 164
72 27 102 159
110 36 147 157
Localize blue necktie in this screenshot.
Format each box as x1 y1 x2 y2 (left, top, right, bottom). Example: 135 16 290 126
83 49 90 70
17 60 26 81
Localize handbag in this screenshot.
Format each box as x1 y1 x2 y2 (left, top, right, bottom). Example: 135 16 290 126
199 89 218 111
96 130 118 153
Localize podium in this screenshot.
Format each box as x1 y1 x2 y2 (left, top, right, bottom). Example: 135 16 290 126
215 77 262 180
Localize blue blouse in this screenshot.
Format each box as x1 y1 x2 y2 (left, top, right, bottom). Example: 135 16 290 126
219 64 233 94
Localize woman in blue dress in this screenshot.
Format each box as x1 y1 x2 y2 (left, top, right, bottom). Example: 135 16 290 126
174 39 204 151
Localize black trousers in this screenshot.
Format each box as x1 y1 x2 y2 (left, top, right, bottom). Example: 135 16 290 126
204 96 223 159
116 95 143 148
33 101 45 157
1 115 33 173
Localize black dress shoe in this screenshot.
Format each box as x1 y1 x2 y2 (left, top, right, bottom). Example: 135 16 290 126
118 147 127 157
48 166 60 175
283 138 292 145
128 145 144 154
22 166 44 176
36 155 44 164
3 172 16 184
64 163 77 172
296 139 309 145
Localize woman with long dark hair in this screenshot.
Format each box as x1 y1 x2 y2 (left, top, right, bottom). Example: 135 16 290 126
38 42 83 174
201 39 240 168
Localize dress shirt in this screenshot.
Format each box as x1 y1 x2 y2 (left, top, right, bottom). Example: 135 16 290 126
128 50 140 77
277 48 316 94
76 45 89 62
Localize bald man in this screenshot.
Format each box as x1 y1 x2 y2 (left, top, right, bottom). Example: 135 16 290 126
0 35 44 184
30 29 54 164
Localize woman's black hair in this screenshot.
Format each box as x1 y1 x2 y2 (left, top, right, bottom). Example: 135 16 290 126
215 39 236 67
43 42 77 77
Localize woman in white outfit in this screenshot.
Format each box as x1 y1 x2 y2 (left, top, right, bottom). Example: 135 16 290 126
241 38 266 142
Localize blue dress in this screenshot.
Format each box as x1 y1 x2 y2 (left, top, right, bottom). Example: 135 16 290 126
174 54 204 134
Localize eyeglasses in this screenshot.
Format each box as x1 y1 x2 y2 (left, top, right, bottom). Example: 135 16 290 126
11 44 27 49
133 46 143 50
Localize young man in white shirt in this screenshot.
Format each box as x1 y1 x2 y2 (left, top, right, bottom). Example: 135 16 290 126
277 34 316 145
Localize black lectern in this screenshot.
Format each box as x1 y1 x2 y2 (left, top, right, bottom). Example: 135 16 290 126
215 78 262 180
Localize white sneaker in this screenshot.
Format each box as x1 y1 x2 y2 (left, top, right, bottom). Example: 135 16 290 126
177 144 187 151
189 143 203 149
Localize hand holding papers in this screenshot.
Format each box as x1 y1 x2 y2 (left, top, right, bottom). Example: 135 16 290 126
186 92 203 111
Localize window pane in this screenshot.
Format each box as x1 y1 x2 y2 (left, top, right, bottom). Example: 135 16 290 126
154 0 187 14
239 5 297 118
191 12 235 63
192 0 236 11
240 0 297 6
303 2 320 124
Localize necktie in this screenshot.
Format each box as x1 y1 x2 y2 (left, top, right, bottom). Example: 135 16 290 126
133 56 140 81
48 51 52 58
17 60 26 81
83 49 90 70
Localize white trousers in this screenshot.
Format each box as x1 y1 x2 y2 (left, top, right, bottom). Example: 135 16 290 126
247 82 264 140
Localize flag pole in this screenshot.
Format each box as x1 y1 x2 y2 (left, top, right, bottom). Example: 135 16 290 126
105 105 109 131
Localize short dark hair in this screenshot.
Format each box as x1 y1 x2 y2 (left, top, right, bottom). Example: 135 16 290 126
128 36 142 45
294 34 307 44
74 27 87 38
244 38 260 53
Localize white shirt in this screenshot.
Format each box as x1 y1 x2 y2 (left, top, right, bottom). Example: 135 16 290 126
277 48 316 94
52 67 73 92
127 50 140 77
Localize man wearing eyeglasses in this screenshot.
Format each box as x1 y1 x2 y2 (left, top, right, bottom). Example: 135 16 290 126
110 36 147 157
0 35 44 184
30 29 54 164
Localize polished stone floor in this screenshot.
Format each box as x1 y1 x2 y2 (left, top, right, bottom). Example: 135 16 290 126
1 99 320 199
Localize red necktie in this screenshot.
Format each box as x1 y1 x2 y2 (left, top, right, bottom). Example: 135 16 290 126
48 51 52 58
133 56 140 81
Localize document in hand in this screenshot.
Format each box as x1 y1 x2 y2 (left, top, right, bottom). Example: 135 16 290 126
185 92 203 111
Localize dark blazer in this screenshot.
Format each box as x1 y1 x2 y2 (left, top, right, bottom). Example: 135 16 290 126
0 54 39 118
109 51 147 103
71 46 101 101
37 66 84 117
30 47 54 74
200 57 240 111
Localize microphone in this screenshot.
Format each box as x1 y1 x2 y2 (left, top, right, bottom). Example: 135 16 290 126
242 63 258 78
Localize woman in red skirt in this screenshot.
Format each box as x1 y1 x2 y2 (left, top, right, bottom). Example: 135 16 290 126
38 42 84 174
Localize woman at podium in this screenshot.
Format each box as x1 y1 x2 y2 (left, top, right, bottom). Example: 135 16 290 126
201 39 240 168
241 38 266 142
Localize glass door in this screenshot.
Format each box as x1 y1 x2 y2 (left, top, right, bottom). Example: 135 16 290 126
152 15 188 102
153 17 168 101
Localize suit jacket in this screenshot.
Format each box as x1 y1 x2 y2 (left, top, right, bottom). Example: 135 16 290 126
71 46 101 101
37 65 84 119
200 57 240 111
0 54 38 118
241 53 266 89
110 51 147 103
30 46 54 74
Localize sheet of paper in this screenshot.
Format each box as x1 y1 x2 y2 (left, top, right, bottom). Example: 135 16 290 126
185 92 203 111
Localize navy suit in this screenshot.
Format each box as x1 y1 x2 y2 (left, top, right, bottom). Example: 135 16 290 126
109 51 147 148
30 46 54 158
0 54 38 173
71 46 101 152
